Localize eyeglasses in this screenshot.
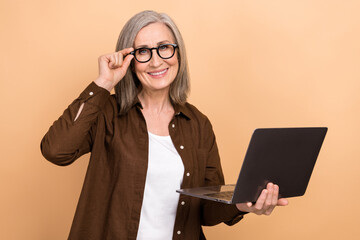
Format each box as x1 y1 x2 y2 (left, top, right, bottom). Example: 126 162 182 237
130 43 178 63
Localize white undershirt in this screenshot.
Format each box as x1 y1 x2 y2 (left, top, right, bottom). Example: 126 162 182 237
136 132 185 240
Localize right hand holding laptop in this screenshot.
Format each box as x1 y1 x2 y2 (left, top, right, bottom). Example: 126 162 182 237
236 182 288 215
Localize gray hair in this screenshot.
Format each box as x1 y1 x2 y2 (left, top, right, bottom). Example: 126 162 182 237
115 10 190 115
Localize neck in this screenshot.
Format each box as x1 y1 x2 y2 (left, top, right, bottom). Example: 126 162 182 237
138 88 173 114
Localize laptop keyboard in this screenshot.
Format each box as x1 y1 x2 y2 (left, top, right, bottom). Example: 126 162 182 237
204 191 233 201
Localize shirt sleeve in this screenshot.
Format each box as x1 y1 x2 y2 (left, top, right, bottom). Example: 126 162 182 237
200 117 248 226
40 82 110 166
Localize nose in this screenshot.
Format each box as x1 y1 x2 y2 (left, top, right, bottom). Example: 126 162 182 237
149 49 163 67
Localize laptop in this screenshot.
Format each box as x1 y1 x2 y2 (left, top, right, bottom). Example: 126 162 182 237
176 127 327 204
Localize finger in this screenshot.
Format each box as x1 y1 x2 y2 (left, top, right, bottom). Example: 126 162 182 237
272 184 279 206
265 193 287 216
114 52 119 67
253 189 268 213
118 47 134 56
236 202 252 212
265 183 274 207
109 54 116 69
115 52 124 68
98 54 112 71
262 183 277 215
121 54 134 70
110 52 122 69
262 183 276 215
277 198 289 206
111 48 133 69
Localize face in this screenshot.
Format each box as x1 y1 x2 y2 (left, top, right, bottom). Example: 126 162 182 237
133 22 179 94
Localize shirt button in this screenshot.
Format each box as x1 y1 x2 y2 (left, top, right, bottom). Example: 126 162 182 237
172 124 175 128
186 172 190 177
181 201 185 205
177 231 181 235
89 91 94 96
180 145 184 149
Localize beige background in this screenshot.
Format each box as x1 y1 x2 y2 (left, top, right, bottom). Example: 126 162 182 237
1 0 360 239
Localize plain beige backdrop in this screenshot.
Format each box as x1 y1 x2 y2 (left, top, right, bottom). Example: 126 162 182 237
1 0 360 239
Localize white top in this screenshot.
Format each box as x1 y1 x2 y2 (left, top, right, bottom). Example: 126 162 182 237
136 132 185 240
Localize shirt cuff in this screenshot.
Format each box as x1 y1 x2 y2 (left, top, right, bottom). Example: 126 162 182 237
78 82 111 109
223 204 248 226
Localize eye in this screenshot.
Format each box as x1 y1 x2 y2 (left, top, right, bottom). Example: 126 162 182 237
138 48 149 55
159 44 169 51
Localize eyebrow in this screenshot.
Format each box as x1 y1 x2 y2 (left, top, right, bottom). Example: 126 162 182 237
134 40 172 49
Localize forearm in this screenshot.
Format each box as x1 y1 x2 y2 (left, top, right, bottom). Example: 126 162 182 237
40 82 110 166
201 201 246 226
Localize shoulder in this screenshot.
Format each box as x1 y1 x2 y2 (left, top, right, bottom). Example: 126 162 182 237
178 102 213 130
180 103 218 149
98 94 119 120
102 95 143 121
180 102 208 120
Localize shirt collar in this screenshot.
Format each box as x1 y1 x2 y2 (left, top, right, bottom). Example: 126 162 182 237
131 97 191 120
173 103 191 120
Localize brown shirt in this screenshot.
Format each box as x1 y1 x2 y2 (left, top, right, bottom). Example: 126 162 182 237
41 82 245 240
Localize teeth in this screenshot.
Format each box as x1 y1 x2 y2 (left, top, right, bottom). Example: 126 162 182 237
149 69 167 76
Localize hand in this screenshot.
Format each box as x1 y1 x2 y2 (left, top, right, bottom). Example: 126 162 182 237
236 183 288 215
94 48 134 92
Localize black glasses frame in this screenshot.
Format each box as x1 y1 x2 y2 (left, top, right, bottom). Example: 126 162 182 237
130 43 178 63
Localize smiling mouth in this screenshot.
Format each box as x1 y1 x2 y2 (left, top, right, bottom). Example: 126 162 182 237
148 68 168 76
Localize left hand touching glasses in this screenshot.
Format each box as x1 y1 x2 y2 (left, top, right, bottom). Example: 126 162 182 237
236 182 289 215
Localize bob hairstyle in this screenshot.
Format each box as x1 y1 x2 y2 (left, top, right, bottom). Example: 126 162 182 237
115 10 190 115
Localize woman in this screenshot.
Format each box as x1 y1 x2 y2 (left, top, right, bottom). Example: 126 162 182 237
41 10 288 240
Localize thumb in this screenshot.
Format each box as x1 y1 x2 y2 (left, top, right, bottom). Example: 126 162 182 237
277 198 289 206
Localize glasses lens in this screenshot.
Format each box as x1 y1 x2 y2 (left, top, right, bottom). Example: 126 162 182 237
133 44 177 63
135 48 151 62
158 44 175 59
